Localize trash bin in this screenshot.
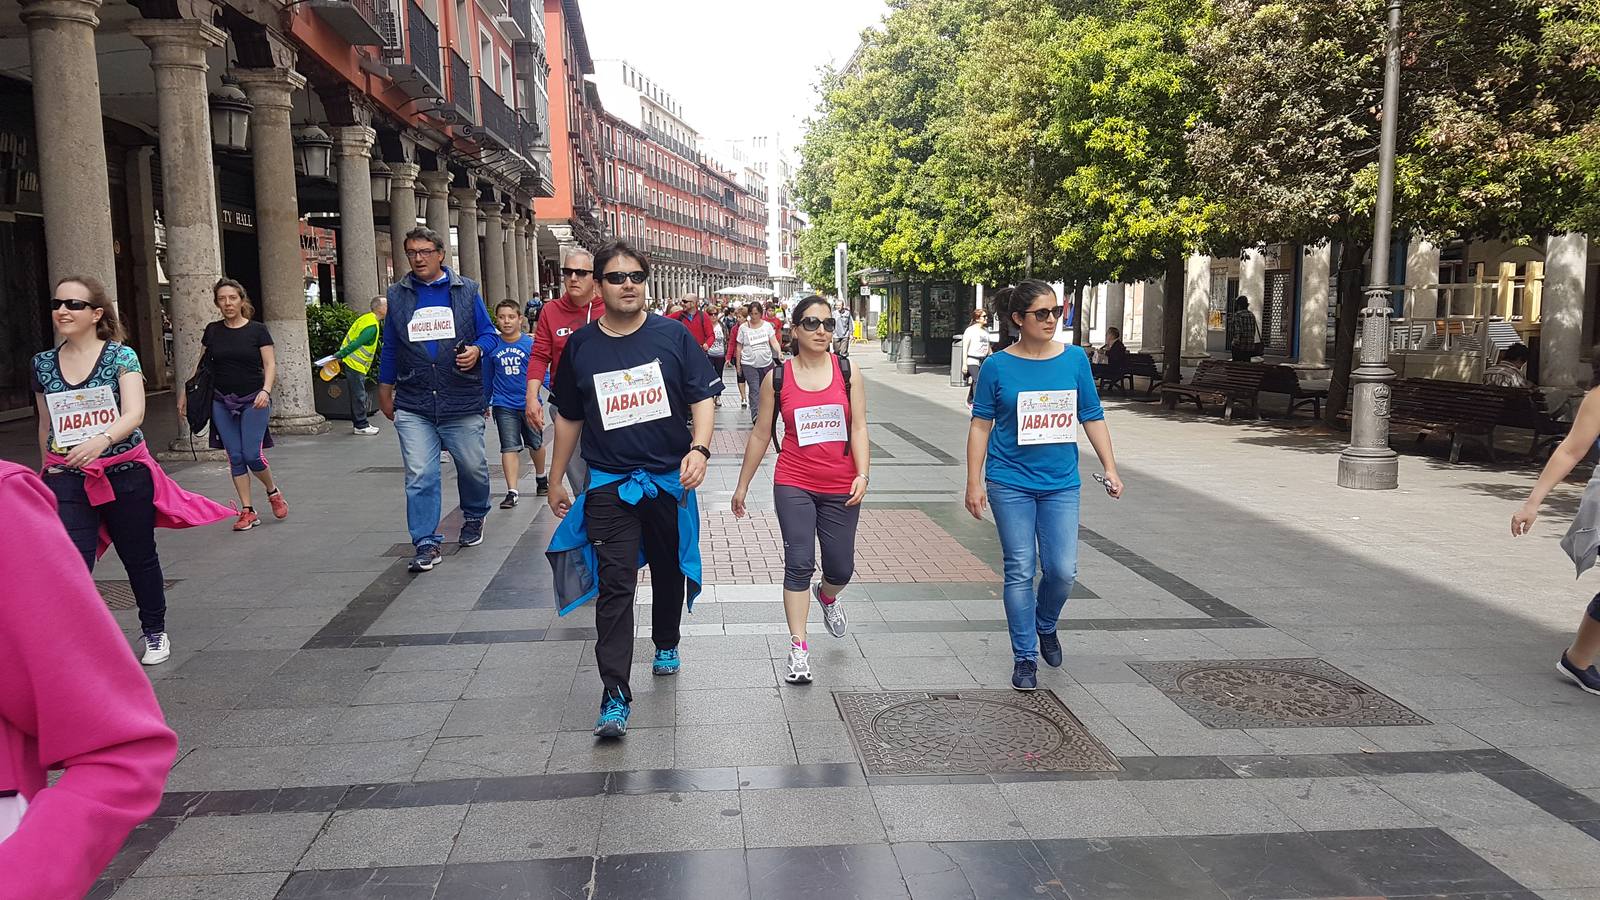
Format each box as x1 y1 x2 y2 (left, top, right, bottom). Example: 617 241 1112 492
950 337 964 386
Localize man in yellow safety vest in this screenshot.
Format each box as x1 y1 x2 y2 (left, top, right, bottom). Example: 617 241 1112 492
336 295 386 435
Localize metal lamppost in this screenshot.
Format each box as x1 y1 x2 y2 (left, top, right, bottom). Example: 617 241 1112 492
1337 0 1403 490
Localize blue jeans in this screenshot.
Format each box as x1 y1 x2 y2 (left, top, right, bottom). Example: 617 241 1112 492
212 398 271 477
987 481 1081 662
394 409 491 547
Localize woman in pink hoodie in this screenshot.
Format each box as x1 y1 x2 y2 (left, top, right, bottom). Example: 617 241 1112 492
0 458 178 896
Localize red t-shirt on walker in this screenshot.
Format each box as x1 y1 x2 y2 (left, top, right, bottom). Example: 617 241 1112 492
773 357 857 495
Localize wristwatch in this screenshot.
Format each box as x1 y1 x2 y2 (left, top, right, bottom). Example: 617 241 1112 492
690 444 711 459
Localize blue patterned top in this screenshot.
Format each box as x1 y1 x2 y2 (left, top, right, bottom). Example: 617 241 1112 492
31 341 146 460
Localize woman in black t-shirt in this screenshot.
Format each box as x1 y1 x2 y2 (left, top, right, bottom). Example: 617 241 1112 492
177 279 288 530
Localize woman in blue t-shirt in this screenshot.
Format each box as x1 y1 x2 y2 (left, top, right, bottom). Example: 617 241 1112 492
965 280 1124 692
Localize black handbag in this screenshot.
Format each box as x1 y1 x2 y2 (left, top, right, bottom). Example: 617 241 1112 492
183 347 214 435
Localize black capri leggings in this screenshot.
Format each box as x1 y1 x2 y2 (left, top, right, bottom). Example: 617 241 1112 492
773 484 861 592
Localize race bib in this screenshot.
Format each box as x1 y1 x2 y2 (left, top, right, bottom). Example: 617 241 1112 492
45 385 119 447
594 361 673 431
1016 390 1077 446
794 404 847 447
407 307 456 343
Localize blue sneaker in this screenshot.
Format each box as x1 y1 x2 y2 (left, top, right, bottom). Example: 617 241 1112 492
1038 631 1063 668
653 648 680 676
408 543 442 573
1012 659 1038 692
458 518 484 547
1557 652 1600 696
594 689 631 738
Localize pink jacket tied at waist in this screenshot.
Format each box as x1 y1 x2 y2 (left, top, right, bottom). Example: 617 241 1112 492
44 442 234 558
0 461 178 898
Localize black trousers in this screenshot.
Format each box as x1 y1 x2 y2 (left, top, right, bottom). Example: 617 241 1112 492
585 481 684 701
46 466 167 634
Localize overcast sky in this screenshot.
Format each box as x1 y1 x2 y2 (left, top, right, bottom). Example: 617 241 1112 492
580 0 888 156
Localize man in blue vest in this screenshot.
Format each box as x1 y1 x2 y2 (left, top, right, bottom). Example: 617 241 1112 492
377 226 501 573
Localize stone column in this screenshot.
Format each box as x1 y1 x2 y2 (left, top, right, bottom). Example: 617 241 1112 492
1240 247 1266 324
1298 242 1332 370
124 147 166 386
130 19 226 449
1139 278 1164 355
1104 282 1127 339
235 67 327 433
388 162 420 280
333 126 379 311
526 219 541 299
513 215 530 304
1405 239 1441 319
482 196 507 303
1183 253 1212 363
1542 232 1590 389
501 208 518 303
451 186 481 282
22 0 117 299
418 169 452 269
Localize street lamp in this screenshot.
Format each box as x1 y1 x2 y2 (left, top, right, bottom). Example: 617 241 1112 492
293 126 334 180
208 83 251 153
1338 0 1403 490
369 158 393 204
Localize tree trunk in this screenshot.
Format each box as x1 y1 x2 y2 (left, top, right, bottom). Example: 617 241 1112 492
1322 241 1371 427
1161 254 1185 383
1070 281 1085 346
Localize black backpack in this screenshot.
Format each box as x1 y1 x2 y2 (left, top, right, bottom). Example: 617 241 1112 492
183 325 215 435
770 357 852 455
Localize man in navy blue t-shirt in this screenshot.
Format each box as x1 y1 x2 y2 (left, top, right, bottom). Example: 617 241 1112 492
549 240 722 738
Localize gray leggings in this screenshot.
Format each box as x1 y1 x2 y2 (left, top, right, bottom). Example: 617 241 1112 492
773 483 861 592
742 363 773 423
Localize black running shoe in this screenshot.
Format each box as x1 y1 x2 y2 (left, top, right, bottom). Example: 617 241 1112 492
500 490 518 509
1038 631 1063 668
1557 652 1600 696
1012 659 1038 691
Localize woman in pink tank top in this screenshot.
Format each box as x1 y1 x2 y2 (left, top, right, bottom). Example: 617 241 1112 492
732 296 871 684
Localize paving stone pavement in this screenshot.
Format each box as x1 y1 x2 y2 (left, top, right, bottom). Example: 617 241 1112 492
5 350 1600 899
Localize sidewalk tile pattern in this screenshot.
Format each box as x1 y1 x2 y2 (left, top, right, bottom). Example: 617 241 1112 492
96 580 181 611
1131 657 1432 729
694 509 995 584
835 690 1120 775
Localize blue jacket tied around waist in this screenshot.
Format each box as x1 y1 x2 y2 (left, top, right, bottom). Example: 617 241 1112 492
546 468 704 616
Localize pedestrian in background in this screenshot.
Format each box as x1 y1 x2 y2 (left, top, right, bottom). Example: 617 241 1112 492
728 305 749 408
377 227 500 573
965 280 1123 692
545 240 722 739
669 293 716 355
334 295 385 435
1512 354 1600 697
525 248 605 495
36 276 232 665
962 308 992 407
737 301 782 425
1227 296 1261 362
1484 343 1532 388
486 299 547 507
732 295 869 683
707 312 729 408
178 278 287 531
833 300 854 356
0 459 178 895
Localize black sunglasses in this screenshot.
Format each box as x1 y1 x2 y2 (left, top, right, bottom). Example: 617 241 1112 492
601 271 648 285
798 316 837 333
51 298 93 311
560 267 593 278
1021 306 1066 323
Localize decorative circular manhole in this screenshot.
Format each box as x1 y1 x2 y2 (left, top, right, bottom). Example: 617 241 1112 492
1174 666 1363 721
869 697 1068 767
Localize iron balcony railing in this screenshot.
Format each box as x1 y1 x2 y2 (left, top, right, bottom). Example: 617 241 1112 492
407 1 442 95
477 78 518 149
449 50 474 122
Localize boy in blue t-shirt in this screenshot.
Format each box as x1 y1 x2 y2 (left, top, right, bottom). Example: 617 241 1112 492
485 300 547 505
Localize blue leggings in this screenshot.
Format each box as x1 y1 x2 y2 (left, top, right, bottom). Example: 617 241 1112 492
213 399 271 477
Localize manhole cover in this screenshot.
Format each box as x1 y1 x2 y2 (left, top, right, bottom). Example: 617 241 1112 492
96 580 180 611
835 690 1121 776
1130 658 1430 729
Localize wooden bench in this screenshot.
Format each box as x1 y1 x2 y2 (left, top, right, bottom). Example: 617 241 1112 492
1158 359 1270 419
1096 353 1161 398
1487 385 1571 460
1258 364 1329 419
1383 378 1507 464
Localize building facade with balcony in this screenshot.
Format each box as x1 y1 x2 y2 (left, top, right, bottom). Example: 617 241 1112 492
532 0 605 284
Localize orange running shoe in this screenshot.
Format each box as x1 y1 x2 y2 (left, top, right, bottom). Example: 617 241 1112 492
233 508 261 531
267 489 288 519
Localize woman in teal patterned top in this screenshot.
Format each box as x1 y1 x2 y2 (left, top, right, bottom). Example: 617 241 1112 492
30 275 172 665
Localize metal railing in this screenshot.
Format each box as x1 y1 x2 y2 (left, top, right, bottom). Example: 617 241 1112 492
477 78 518 149
406 1 441 94
449 50 474 122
